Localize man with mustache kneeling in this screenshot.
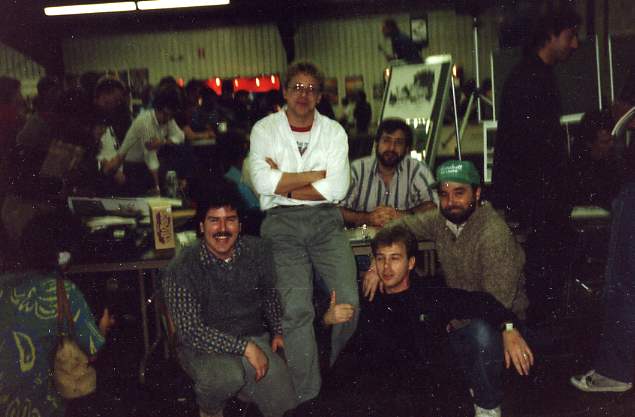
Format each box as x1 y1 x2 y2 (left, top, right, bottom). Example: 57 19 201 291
340 118 438 229
363 160 531 417
161 180 296 417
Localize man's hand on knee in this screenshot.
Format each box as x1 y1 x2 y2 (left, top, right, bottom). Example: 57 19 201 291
244 341 269 382
503 329 534 376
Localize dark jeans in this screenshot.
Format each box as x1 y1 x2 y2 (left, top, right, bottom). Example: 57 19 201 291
449 319 504 410
594 182 635 383
523 219 575 321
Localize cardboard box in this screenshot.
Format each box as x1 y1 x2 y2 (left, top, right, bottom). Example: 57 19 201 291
149 201 175 250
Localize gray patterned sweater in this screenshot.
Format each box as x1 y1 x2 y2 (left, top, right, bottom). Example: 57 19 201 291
161 236 283 355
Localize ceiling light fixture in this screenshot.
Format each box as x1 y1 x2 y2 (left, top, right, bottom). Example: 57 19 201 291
136 0 229 10
44 1 137 16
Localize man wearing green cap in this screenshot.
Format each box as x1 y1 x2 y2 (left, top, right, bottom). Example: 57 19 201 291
363 159 529 417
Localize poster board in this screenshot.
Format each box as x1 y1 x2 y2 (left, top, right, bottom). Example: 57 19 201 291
379 55 452 167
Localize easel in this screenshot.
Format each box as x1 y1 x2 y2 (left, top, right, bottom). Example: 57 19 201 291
444 15 493 160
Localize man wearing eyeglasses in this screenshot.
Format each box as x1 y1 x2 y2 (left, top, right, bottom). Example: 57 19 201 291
248 62 359 406
340 118 437 228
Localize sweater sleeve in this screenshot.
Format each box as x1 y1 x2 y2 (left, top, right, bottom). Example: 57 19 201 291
162 270 248 355
387 209 437 240
477 220 526 311
262 289 284 336
424 286 517 328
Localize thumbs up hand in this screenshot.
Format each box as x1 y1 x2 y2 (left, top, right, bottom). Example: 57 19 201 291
323 290 355 326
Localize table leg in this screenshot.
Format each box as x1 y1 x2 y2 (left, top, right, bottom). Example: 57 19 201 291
138 270 150 384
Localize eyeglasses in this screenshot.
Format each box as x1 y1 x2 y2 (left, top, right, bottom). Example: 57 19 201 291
290 83 319 96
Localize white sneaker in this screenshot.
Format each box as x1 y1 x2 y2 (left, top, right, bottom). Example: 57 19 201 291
474 404 501 417
570 369 633 393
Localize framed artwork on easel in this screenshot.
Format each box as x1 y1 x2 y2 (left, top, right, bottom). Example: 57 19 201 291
379 55 452 167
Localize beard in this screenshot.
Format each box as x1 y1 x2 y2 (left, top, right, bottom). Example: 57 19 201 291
441 198 477 225
377 149 405 168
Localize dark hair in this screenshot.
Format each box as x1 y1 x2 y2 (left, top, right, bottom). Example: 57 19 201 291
382 18 398 34
221 79 234 96
153 86 182 113
55 87 102 146
217 129 249 168
525 5 581 53
194 179 246 225
375 118 414 149
18 209 87 271
578 110 614 145
200 86 218 110
285 62 325 92
34 76 62 112
94 76 126 99
37 75 61 96
371 225 418 259
79 71 102 99
185 79 204 97
158 76 178 90
0 76 20 104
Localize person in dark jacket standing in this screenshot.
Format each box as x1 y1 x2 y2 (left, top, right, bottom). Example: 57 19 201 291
491 6 581 322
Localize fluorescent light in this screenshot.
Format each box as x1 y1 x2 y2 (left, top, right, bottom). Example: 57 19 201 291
137 0 229 10
44 1 137 16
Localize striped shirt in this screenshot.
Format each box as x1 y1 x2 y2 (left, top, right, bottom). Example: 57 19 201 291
340 155 438 212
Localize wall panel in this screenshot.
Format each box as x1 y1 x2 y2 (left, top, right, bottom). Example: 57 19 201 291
0 41 45 83
63 24 287 83
295 15 394 120
62 10 501 123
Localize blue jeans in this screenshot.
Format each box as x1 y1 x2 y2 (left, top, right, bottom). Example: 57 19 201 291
594 182 635 383
449 319 504 410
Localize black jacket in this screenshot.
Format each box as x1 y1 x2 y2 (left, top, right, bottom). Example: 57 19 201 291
354 277 517 369
491 54 573 228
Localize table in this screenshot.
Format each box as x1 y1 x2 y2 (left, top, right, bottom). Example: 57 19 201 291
67 249 174 384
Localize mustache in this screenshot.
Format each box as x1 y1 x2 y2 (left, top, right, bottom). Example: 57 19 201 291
212 232 233 239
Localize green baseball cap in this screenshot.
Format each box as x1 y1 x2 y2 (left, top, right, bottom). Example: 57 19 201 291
434 160 481 186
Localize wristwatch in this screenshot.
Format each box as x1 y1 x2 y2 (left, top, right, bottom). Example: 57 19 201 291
501 322 514 332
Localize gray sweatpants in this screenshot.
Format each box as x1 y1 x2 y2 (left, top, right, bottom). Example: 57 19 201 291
261 204 359 402
178 334 297 417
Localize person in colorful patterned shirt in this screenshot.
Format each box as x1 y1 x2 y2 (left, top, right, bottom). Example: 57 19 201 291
161 180 296 417
0 210 113 417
